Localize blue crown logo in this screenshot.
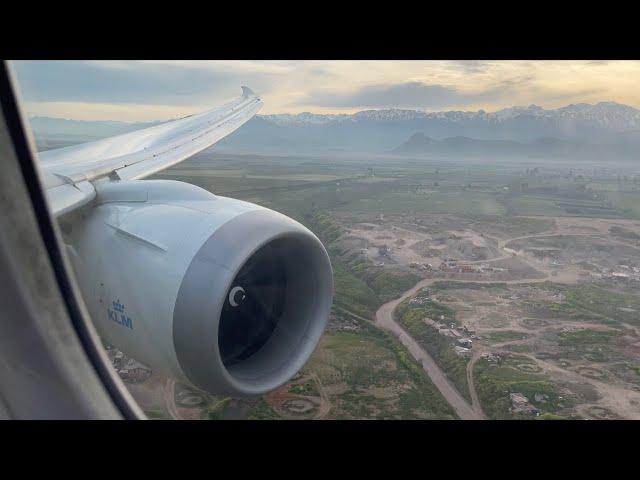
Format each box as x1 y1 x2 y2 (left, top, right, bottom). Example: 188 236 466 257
112 299 125 313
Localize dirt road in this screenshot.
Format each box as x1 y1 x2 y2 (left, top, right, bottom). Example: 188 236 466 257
375 278 483 420
164 378 182 420
365 219 640 420
467 352 486 418
373 272 564 420
310 372 331 419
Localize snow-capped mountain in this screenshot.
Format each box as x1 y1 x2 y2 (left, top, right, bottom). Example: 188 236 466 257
29 101 640 157
491 102 640 131
263 102 640 131
261 112 349 126
217 101 640 154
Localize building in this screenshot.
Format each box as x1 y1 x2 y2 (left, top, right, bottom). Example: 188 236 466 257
118 358 151 383
454 346 471 357
481 352 502 363
510 393 540 416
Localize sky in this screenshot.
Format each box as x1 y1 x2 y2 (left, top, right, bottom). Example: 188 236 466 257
11 60 640 122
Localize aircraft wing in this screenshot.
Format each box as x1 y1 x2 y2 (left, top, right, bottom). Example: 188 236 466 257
37 87 262 216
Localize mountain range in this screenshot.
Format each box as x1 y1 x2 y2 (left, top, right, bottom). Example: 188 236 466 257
29 101 640 159
392 132 640 160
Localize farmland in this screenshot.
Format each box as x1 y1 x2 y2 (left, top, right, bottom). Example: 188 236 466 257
121 151 640 419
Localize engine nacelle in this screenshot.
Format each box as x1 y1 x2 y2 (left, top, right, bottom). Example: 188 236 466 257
63 180 333 396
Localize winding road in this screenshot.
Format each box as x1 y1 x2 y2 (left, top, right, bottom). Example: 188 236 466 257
164 378 182 420
375 278 484 420
373 273 564 420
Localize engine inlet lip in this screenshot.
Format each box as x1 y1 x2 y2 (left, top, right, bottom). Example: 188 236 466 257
173 208 332 396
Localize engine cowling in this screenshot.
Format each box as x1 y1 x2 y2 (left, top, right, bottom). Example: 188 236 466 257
62 180 333 396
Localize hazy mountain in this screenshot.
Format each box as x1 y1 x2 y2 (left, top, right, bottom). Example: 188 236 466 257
395 133 524 155
30 116 162 151
394 132 640 161
28 101 640 156
219 101 640 154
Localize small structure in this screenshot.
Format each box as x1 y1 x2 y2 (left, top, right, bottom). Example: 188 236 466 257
481 352 502 363
534 393 549 403
510 393 540 416
119 358 151 383
612 272 630 279
454 346 471 357
462 326 476 336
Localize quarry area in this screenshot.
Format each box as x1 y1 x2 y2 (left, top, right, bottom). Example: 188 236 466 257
333 212 640 285
332 212 640 419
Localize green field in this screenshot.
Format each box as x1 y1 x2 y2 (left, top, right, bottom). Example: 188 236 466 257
305 322 456 419
474 357 569 419
154 152 640 222
535 283 640 327
148 152 640 420
395 292 471 402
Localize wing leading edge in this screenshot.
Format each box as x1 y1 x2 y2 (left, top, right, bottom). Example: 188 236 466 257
38 87 262 216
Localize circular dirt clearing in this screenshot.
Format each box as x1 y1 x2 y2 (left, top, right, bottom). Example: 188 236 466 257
577 367 606 379
282 398 316 415
177 392 204 407
583 352 608 363
585 406 621 420
516 363 541 373
520 318 549 330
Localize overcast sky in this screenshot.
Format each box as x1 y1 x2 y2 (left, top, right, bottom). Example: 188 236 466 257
12 60 640 122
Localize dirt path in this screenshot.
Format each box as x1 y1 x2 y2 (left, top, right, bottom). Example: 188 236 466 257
534 357 640 419
373 273 563 420
310 372 331 419
361 218 640 420
375 279 481 420
341 221 628 419
467 351 486 418
164 378 182 420
338 303 484 419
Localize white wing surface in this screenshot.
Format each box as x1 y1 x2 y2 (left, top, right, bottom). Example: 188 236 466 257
37 87 262 216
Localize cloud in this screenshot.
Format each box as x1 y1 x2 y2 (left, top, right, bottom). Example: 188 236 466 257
12 61 277 108
11 60 640 120
304 74 608 112
449 60 492 74
305 81 512 110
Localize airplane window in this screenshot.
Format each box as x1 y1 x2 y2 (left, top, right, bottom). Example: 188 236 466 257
11 60 640 420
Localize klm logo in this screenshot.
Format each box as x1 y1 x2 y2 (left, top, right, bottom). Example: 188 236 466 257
107 299 133 329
